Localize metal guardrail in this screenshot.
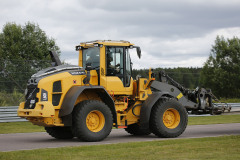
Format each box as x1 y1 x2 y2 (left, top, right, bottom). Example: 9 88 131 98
0 106 27 123
0 103 240 123
215 103 240 107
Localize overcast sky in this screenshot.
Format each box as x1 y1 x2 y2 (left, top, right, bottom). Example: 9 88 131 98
1 0 240 69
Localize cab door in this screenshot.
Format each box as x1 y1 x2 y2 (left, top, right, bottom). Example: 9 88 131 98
105 46 133 95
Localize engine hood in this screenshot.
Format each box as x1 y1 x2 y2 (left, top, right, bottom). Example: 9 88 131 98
28 65 85 85
32 65 84 78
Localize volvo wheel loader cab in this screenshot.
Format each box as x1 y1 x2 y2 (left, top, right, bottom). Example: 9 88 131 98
18 40 188 142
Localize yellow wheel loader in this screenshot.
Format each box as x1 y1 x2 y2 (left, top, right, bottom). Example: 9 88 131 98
18 40 210 141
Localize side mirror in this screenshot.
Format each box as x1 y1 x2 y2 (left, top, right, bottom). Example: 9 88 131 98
136 47 141 59
83 63 92 84
133 46 141 59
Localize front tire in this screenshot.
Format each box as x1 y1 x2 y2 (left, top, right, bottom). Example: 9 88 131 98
150 99 188 138
72 100 113 142
45 127 74 139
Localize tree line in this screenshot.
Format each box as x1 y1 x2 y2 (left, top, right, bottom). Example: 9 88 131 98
200 36 240 98
0 22 60 93
133 36 240 98
132 67 202 89
0 22 240 99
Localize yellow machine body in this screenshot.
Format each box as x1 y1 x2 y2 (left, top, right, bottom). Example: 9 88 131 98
18 40 154 128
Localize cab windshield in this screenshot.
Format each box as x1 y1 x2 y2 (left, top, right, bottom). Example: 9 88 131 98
82 47 100 69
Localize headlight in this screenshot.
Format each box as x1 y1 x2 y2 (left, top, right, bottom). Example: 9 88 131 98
30 99 36 104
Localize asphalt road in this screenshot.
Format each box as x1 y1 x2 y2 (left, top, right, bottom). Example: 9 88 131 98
1 123 240 152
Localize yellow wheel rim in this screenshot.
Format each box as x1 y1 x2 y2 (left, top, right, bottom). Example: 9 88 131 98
86 110 105 132
163 108 180 129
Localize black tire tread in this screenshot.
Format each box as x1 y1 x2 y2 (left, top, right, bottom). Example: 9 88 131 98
72 100 88 140
45 127 74 139
150 98 188 138
72 100 113 142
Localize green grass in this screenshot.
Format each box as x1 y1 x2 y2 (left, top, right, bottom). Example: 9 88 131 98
0 114 239 134
188 114 240 125
0 135 239 160
219 98 240 103
0 122 45 134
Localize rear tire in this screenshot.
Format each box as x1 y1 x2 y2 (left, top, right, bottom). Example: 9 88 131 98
125 123 151 136
72 100 113 142
45 127 74 139
150 98 188 138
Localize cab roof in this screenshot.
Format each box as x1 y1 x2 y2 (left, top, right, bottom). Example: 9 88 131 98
79 40 134 47
76 40 141 58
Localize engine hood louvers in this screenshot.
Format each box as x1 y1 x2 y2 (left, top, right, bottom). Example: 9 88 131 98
32 65 84 78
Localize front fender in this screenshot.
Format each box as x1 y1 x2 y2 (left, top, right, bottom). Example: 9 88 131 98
59 86 117 126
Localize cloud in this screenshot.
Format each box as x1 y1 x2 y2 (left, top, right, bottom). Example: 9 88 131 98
1 0 240 68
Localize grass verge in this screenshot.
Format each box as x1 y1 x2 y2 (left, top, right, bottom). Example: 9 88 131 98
0 135 239 160
0 114 239 134
0 122 45 134
188 114 240 125
219 98 240 103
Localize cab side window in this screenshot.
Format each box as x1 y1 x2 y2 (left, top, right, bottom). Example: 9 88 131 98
125 49 131 87
106 47 124 77
106 46 132 87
